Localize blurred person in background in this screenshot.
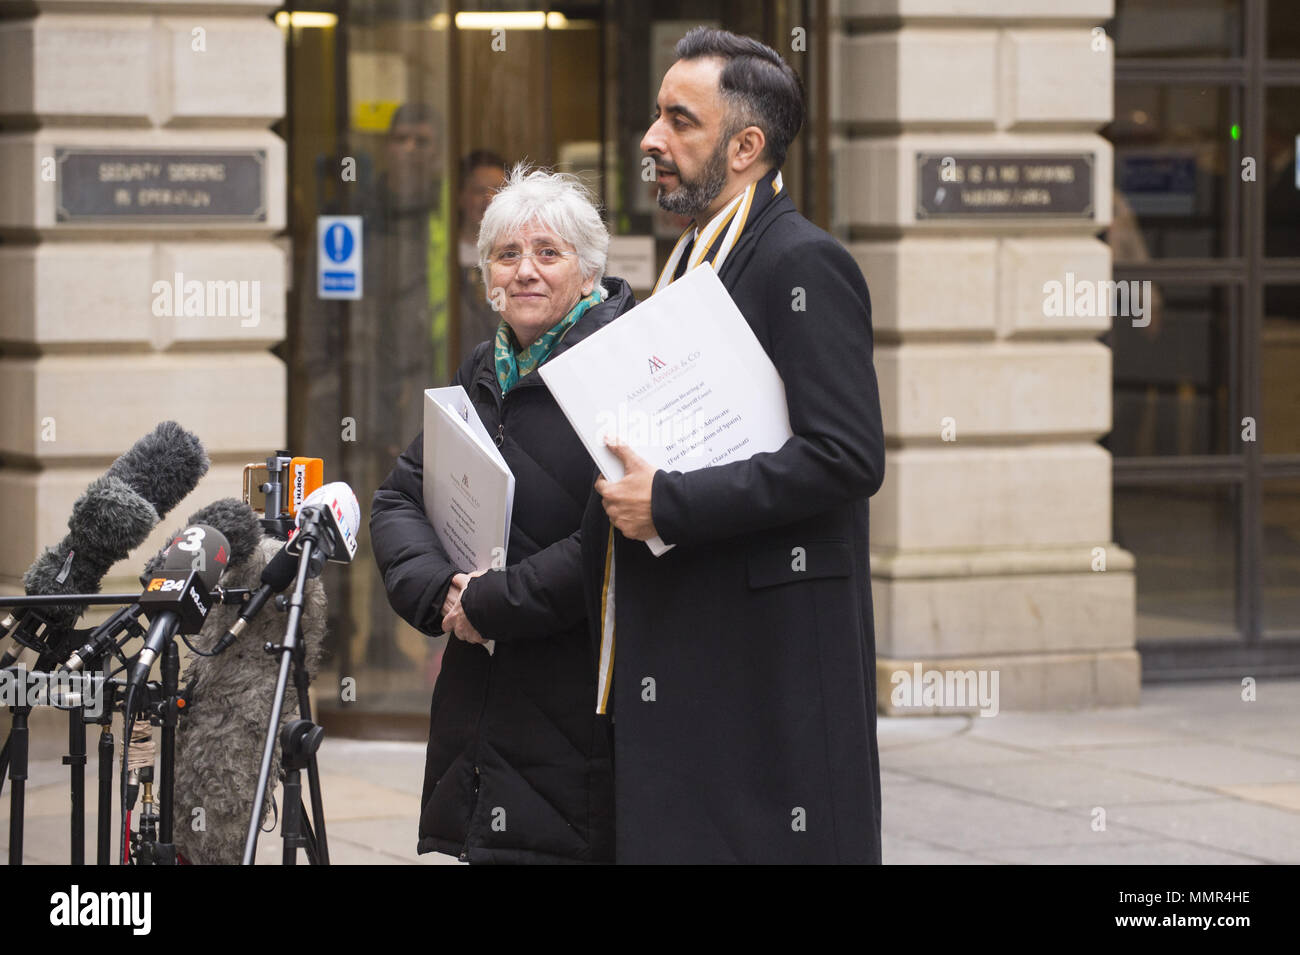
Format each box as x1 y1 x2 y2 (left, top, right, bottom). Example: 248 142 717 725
301 102 452 678
456 150 509 365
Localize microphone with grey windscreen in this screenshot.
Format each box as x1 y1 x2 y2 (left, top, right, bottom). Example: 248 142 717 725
0 421 209 667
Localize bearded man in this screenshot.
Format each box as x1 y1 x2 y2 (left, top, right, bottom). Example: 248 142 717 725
582 27 887 863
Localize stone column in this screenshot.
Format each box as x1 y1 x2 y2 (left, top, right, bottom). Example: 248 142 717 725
0 1 286 612
831 0 1139 711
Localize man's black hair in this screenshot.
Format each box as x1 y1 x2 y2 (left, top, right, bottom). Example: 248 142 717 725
675 26 806 169
388 102 441 133
460 149 508 182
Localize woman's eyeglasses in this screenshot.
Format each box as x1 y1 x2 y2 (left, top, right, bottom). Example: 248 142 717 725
489 248 577 269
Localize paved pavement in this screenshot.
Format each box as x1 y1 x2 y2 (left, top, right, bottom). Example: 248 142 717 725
4 679 1298 864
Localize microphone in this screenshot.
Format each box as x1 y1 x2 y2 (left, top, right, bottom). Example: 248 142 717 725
61 604 147 674
173 536 328 864
0 421 209 667
288 482 360 565
0 477 159 668
212 534 325 656
210 547 299 656
124 525 230 705
106 420 210 521
210 483 357 655
68 498 263 673
140 497 265 584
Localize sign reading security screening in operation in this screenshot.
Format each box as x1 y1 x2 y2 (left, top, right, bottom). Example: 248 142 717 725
53 148 267 221
916 153 1095 219
317 215 363 300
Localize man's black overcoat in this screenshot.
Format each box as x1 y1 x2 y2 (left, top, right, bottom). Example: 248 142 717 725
581 180 886 863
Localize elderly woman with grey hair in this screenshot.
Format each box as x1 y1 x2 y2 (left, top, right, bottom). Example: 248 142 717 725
371 166 633 863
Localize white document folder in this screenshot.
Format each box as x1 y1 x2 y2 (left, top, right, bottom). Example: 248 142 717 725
423 386 515 574
538 264 793 556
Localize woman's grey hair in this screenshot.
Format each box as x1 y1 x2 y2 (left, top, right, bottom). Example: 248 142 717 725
477 163 610 300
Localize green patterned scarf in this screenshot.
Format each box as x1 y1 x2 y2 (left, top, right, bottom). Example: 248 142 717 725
494 288 603 395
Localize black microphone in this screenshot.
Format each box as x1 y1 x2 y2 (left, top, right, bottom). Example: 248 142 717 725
124 525 230 705
138 498 267 657
64 493 261 670
61 604 148 674
211 538 320 655
0 421 209 666
140 497 265 584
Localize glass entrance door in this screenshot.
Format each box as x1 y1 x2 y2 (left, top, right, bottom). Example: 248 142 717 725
280 1 818 732
1106 0 1300 679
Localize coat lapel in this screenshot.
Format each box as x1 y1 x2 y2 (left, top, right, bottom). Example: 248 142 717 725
714 189 796 293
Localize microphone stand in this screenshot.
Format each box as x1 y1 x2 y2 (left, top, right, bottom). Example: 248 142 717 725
0 597 139 825
0 608 129 865
93 662 117 865
120 674 180 866
0 659 66 864
142 639 182 864
123 644 187 865
4 676 94 865
242 507 330 865
4 697 30 865
66 689 86 864
59 609 143 866
0 615 54 865
0 612 57 860
1 588 249 864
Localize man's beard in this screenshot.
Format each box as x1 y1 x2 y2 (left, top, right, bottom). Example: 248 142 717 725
656 138 729 219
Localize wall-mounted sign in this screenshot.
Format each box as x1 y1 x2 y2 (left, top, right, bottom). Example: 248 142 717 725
1116 151 1198 217
916 153 1095 219
54 148 268 222
317 215 363 300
